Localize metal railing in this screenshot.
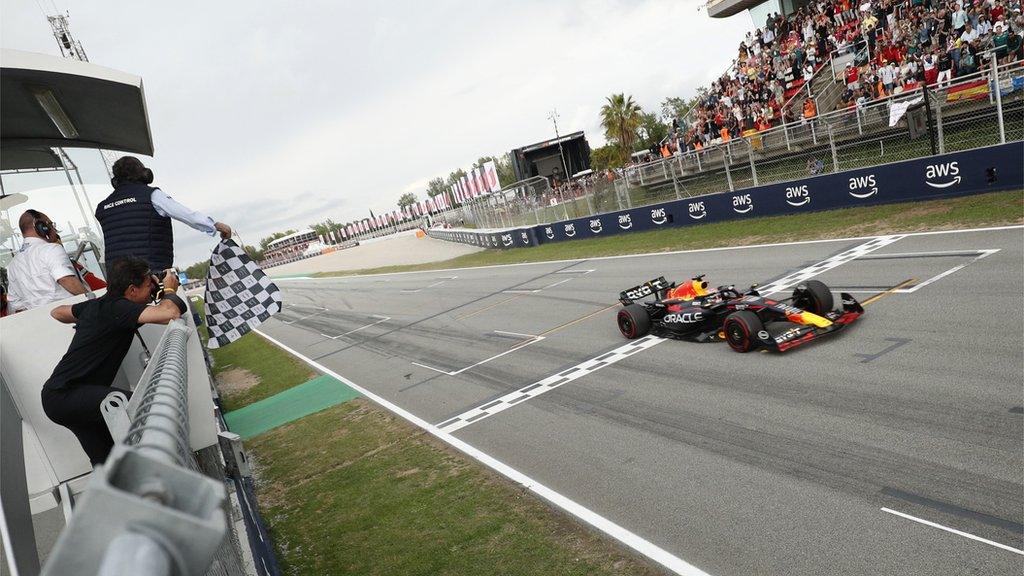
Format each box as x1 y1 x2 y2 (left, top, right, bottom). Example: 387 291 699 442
42 319 227 576
450 60 1022 230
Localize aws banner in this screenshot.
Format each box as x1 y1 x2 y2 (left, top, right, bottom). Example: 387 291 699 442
430 141 1023 249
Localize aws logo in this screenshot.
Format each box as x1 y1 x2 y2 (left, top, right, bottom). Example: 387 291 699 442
651 208 668 225
501 233 513 247
520 231 529 244
688 201 706 220
925 161 961 188
618 214 632 230
732 193 753 214
785 185 811 207
849 175 878 198
564 223 576 237
590 219 603 233
544 226 555 240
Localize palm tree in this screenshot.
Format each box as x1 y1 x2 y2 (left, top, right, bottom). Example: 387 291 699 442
600 93 643 163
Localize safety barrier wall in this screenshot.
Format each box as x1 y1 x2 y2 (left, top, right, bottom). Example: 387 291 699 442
429 141 1023 249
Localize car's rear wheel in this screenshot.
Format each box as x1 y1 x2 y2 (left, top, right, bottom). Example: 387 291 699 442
792 280 834 316
617 304 650 339
723 310 764 352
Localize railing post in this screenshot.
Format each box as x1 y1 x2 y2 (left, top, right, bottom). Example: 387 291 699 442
747 139 758 186
992 58 1006 144
828 125 839 173
935 92 945 154
856 105 863 135
810 120 817 145
783 120 791 151
723 147 734 192
695 149 702 171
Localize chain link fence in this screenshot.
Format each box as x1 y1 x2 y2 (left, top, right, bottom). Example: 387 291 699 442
453 61 1022 230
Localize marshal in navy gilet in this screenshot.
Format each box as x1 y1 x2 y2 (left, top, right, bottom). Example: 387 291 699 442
95 183 174 271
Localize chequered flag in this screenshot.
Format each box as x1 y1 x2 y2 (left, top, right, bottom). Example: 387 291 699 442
204 239 282 348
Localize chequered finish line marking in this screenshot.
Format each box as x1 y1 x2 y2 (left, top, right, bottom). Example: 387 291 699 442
757 235 905 295
436 235 906 433
436 335 665 433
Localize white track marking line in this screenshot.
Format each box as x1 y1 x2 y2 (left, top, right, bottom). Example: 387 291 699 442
898 249 999 293
282 308 328 325
502 288 540 294
493 330 540 338
880 507 1024 556
253 329 714 576
543 278 573 289
442 235 906 433
402 276 458 293
758 235 905 296
413 332 545 376
553 269 595 274
273 225 1021 283
436 335 665 433
320 316 390 339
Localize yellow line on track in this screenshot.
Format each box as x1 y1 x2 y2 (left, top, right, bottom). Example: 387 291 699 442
537 303 620 338
862 278 917 307
455 294 522 320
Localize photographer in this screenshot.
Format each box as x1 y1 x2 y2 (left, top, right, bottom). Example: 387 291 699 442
41 256 187 465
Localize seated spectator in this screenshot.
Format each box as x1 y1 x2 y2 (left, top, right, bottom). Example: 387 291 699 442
42 257 186 465
6 210 88 313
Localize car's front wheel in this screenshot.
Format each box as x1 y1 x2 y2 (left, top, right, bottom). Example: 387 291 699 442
723 310 764 352
792 280 834 316
617 304 651 339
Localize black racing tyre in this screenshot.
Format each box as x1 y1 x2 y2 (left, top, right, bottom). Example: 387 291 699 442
793 280 834 315
617 304 651 339
723 310 764 353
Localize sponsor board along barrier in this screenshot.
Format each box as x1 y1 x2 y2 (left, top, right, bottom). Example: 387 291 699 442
429 142 1023 249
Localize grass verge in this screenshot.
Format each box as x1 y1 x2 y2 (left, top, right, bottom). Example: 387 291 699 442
313 189 1023 278
203 331 665 575
249 400 663 576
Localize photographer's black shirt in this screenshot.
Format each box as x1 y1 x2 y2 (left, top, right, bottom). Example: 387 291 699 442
44 295 148 391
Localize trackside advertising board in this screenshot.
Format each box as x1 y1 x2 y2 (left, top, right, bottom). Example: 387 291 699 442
428 141 1024 248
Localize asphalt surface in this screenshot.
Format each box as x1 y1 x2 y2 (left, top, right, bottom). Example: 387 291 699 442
257 227 1024 576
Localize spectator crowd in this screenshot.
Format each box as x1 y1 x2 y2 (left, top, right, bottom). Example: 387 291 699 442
674 0 1023 153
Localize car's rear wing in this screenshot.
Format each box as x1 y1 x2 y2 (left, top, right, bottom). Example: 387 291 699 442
619 276 672 305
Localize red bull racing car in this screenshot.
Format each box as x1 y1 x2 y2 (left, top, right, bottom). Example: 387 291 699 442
615 275 864 352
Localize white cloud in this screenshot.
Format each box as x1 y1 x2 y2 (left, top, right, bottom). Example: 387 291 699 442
1 0 752 265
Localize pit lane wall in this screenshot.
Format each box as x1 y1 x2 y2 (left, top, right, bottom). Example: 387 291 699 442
428 141 1023 249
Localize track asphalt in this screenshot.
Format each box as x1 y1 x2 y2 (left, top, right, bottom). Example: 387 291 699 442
256 226 1024 576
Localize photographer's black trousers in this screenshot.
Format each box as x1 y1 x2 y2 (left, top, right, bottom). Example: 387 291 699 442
41 385 132 465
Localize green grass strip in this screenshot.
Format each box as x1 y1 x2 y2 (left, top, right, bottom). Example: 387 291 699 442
223 375 359 440
312 189 1023 278
249 400 664 576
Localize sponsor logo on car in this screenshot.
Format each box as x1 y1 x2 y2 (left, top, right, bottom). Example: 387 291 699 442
732 193 753 213
564 223 576 237
774 327 804 343
624 284 653 300
618 214 632 229
664 311 704 323
757 330 770 340
590 218 603 233
848 174 878 198
651 208 668 225
785 185 811 206
925 161 961 188
688 201 706 220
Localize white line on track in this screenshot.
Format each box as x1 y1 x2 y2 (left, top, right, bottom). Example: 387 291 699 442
320 315 390 339
252 329 714 576
282 307 329 325
880 507 1024 556
894 249 999 293
438 235 908 432
270 225 1021 283
412 331 545 376
402 276 458 293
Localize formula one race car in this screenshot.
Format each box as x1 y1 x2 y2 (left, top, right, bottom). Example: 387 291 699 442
615 275 864 352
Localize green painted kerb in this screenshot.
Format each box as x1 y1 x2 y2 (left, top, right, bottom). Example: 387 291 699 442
223 375 360 439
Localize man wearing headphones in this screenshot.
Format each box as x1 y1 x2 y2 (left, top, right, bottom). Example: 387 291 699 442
44 256 186 465
96 156 232 271
5 209 88 313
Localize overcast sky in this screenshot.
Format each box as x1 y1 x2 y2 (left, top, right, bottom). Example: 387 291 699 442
2 0 752 266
